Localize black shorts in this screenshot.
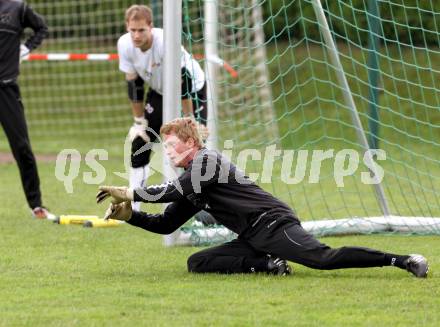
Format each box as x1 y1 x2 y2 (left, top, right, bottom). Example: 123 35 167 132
144 83 207 142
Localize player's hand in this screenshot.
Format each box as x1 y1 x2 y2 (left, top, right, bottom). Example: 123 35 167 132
96 186 134 204
129 116 150 143
20 44 30 63
195 121 209 141
103 201 132 221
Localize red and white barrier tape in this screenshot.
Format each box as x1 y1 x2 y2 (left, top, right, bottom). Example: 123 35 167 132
23 53 119 61
23 53 238 78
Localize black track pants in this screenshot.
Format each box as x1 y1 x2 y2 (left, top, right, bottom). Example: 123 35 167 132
0 84 41 209
188 216 390 274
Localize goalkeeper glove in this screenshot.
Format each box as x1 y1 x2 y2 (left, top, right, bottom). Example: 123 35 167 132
129 116 150 143
103 201 132 221
96 186 134 204
20 44 30 63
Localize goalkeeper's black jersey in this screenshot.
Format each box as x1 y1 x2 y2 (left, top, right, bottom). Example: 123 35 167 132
0 0 47 82
129 148 298 235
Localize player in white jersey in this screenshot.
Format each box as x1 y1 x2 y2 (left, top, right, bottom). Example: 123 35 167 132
118 5 209 212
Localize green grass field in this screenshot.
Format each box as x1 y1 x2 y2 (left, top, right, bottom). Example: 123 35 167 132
0 41 439 325
0 159 439 326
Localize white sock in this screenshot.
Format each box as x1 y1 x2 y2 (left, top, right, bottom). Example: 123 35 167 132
130 166 149 211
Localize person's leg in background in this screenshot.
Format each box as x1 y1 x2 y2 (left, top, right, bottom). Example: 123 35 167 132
0 84 54 219
129 89 163 211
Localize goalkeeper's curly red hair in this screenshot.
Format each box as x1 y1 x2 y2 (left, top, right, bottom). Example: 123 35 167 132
160 117 203 149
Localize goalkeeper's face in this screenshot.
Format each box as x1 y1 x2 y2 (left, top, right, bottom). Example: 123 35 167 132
163 133 197 168
126 19 153 51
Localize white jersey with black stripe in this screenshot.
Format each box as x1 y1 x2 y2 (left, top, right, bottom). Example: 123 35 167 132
117 28 205 95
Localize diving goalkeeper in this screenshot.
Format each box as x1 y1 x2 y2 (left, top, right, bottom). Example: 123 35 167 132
96 117 429 278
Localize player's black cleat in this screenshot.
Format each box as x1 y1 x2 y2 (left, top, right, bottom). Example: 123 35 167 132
404 254 429 278
267 257 292 276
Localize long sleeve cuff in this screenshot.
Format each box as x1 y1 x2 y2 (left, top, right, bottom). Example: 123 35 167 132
126 210 145 226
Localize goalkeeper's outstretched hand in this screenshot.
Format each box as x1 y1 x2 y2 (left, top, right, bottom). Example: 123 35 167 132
96 186 134 204
103 201 132 221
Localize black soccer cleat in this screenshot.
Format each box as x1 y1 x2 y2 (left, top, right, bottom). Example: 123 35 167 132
267 257 292 276
404 254 429 278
